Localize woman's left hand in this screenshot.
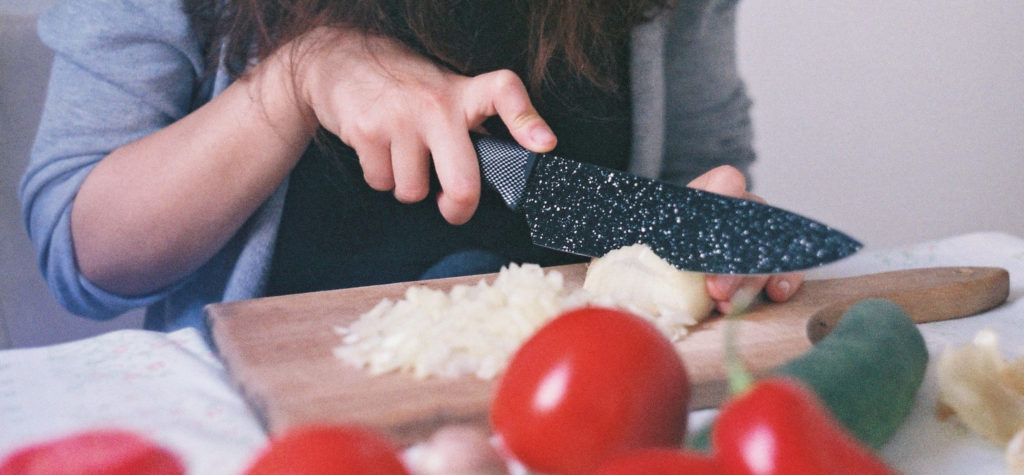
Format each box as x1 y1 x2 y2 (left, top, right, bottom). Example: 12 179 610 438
686 166 805 313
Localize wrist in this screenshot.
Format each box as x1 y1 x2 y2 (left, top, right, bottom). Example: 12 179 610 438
241 48 319 149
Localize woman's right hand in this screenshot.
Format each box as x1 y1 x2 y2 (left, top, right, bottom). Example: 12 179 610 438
70 27 553 297
279 27 557 225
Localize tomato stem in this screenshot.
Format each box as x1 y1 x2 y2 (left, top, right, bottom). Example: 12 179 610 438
724 288 758 395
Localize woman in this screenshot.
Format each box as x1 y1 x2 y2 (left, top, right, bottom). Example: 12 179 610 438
21 0 802 333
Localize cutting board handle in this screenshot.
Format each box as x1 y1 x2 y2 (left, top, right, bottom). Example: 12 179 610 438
803 266 1009 342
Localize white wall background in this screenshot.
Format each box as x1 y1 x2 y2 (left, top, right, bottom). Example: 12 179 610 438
0 0 50 15
1 1 145 349
738 0 1024 249
1 0 1022 348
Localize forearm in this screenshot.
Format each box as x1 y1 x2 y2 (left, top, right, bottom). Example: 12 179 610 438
70 55 314 296
68 22 557 297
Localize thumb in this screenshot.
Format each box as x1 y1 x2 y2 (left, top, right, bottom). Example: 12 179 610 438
462 69 557 153
686 165 748 199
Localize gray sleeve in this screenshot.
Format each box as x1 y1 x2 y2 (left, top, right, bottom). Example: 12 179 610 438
18 0 206 319
659 0 756 185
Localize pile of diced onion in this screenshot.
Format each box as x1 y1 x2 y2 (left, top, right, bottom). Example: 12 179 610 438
334 264 587 380
334 246 713 380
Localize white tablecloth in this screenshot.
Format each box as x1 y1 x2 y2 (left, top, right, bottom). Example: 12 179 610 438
0 327 266 474
808 232 1024 474
2 232 1022 474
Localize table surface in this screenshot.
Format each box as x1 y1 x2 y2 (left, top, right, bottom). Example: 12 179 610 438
2 231 1022 474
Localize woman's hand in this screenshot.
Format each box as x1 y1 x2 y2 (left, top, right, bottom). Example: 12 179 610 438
69 26 552 297
284 27 557 225
686 166 805 313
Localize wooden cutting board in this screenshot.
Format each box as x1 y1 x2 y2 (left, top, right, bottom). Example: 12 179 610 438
207 266 1009 445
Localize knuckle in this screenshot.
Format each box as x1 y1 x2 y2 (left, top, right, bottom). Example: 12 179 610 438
722 165 748 187
706 165 748 197
340 119 385 147
393 183 429 203
442 181 479 206
488 69 523 91
349 127 385 148
486 72 538 128
362 170 394 191
406 79 456 117
358 161 393 191
419 88 451 110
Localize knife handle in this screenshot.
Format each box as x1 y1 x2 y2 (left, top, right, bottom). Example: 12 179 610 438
472 135 538 210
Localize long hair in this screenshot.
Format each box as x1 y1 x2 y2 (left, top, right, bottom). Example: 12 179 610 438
183 0 670 96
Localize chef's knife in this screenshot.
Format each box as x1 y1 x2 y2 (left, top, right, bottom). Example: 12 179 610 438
473 135 861 274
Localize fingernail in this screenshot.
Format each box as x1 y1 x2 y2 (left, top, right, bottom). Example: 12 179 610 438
714 275 743 297
776 278 792 298
530 125 556 147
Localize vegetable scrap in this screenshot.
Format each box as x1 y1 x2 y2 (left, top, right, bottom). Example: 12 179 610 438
582 244 714 340
402 425 509 475
1009 429 1024 475
936 328 1024 473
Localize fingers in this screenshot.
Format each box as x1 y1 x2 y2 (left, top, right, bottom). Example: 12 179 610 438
352 133 433 206
707 275 768 314
765 273 804 302
312 49 551 225
462 70 557 153
422 69 554 224
691 165 805 311
354 130 479 225
355 136 395 192
426 129 480 225
407 70 554 224
695 165 755 312
706 275 744 303
390 136 431 204
686 165 748 198
706 272 804 314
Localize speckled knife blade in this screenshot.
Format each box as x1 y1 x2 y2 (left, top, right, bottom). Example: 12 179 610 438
473 135 861 274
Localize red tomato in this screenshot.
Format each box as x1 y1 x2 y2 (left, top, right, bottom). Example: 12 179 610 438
0 429 184 475
243 425 409 475
490 307 690 475
592 449 720 475
712 378 895 475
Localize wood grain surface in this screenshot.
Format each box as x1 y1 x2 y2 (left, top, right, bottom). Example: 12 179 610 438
207 266 1009 445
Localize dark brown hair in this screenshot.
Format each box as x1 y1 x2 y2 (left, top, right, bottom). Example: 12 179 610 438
184 0 671 96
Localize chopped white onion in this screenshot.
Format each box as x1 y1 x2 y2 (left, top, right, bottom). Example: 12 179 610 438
334 245 714 380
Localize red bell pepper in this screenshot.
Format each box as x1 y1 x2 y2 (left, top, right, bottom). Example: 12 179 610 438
712 378 896 475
